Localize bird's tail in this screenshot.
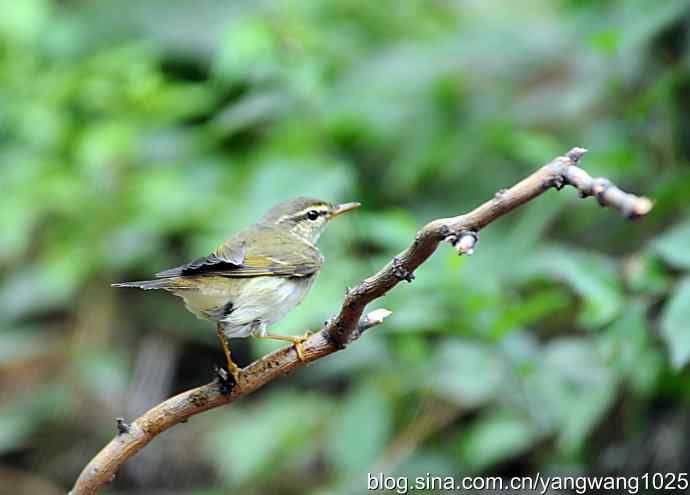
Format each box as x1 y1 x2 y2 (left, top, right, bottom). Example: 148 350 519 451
111 279 188 290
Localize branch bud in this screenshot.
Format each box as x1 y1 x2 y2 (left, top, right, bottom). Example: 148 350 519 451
454 231 478 255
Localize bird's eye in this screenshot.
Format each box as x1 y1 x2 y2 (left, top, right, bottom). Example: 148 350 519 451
307 210 319 221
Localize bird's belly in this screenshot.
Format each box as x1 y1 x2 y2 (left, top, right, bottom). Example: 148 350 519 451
222 275 316 337
173 277 236 322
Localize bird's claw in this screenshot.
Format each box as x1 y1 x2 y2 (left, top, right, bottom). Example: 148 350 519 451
214 365 238 395
292 331 313 361
115 417 130 435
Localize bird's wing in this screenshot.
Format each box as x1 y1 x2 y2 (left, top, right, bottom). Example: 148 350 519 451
154 239 245 278
155 232 322 279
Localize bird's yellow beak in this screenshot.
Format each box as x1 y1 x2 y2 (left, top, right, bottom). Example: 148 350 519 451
330 202 361 218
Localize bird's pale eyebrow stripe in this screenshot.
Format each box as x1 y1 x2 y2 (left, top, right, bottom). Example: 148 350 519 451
278 205 329 223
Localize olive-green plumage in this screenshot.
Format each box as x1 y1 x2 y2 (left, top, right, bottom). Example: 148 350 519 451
113 197 360 377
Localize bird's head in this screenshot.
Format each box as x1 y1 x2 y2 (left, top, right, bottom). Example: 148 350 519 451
262 197 361 243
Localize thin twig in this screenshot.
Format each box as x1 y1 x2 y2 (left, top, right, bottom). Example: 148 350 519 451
376 399 463 473
70 148 652 494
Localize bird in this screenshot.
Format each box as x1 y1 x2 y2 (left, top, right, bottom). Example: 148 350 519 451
112 197 360 384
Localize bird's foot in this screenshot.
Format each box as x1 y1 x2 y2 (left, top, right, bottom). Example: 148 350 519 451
226 357 242 383
215 324 241 394
291 331 313 361
214 364 239 395
255 331 314 361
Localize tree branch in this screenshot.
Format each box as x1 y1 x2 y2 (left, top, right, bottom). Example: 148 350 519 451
70 147 652 494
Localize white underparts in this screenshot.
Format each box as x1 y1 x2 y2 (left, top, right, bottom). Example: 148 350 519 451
221 275 317 338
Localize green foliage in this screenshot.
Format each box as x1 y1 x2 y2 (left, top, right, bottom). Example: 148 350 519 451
326 382 392 476
428 340 504 408
1 0 690 493
458 411 537 472
653 221 690 270
203 391 331 485
660 278 690 368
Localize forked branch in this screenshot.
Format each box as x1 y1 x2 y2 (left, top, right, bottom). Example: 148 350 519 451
70 148 652 494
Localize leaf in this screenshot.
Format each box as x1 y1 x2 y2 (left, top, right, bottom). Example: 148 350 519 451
490 287 571 339
397 450 457 479
532 338 618 454
214 18 279 83
625 253 671 294
211 91 293 136
652 221 690 270
599 302 663 395
245 158 354 212
458 411 539 471
427 339 505 408
0 0 50 44
203 391 330 486
354 210 418 250
660 277 690 368
517 245 624 328
326 382 391 476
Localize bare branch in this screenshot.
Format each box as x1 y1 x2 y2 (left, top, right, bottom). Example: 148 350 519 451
69 311 390 495
326 148 652 346
70 148 652 494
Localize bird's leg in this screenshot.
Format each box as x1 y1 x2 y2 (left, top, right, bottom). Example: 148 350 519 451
216 324 241 384
254 331 313 362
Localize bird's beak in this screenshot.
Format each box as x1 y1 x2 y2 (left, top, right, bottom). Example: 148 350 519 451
330 202 361 218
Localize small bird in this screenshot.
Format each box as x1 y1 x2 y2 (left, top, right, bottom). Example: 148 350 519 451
113 197 360 383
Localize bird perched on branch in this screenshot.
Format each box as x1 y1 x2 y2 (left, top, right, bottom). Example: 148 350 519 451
113 197 360 384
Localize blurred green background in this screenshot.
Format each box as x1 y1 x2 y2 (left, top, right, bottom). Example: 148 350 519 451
2 0 690 493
